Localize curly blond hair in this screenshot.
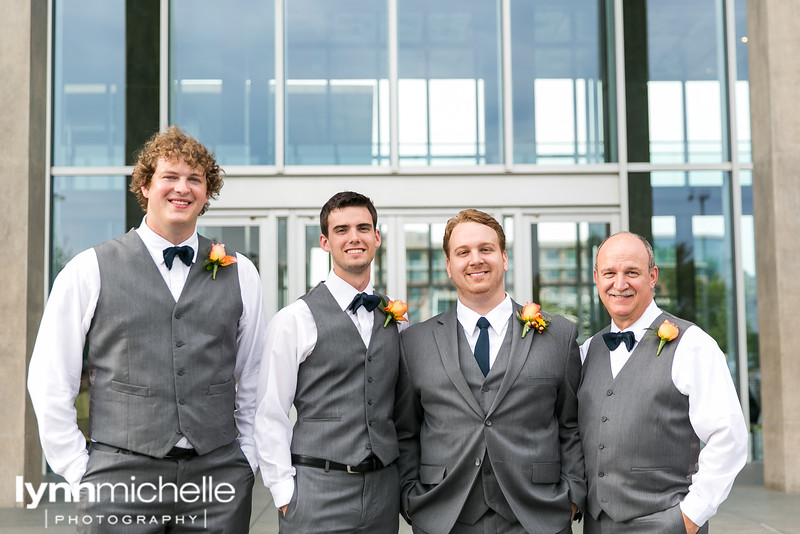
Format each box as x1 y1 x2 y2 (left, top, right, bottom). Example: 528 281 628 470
129 126 223 215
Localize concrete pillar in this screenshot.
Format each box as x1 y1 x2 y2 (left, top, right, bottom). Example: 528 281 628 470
748 0 800 492
0 0 47 506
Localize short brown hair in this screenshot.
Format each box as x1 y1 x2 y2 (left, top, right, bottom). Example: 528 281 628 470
129 125 223 215
319 191 378 237
442 209 506 258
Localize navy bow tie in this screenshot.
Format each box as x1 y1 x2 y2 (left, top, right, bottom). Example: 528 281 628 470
348 292 382 313
163 245 194 269
602 331 636 352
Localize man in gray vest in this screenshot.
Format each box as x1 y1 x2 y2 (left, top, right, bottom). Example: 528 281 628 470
395 209 585 534
28 126 266 533
254 191 405 533
578 232 749 533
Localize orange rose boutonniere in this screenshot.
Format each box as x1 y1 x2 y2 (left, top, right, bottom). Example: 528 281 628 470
648 319 679 356
204 243 237 280
516 302 551 338
382 298 408 328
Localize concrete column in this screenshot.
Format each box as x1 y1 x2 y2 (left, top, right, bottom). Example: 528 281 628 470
748 0 800 492
0 0 47 506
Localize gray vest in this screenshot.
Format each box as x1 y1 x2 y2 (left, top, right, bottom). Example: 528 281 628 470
293 283 400 466
457 322 516 525
578 312 700 522
87 230 243 457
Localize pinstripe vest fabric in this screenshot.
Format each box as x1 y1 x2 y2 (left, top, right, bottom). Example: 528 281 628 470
294 283 400 466
578 312 700 522
87 230 243 457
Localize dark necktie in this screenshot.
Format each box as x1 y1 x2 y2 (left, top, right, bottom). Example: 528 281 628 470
474 317 491 377
348 292 382 313
163 245 194 269
602 331 636 352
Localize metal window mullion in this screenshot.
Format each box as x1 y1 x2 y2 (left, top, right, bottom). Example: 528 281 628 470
614 0 629 230
275 0 285 171
389 0 399 171
160 0 169 131
501 0 513 170
723 0 750 437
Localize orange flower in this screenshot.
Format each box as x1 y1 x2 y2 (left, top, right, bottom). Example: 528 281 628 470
204 243 237 279
519 302 541 322
654 319 679 356
516 302 551 338
382 299 408 327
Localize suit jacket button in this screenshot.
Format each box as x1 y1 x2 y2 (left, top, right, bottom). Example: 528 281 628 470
601 416 608 422
485 420 492 427
606 389 613 396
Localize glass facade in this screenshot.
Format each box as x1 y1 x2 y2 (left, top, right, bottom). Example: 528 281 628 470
48 0 758 454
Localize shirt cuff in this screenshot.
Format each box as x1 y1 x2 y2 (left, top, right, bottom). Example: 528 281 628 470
62 452 90 486
270 477 295 509
680 491 715 528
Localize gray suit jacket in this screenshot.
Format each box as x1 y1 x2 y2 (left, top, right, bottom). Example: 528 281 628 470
395 301 586 534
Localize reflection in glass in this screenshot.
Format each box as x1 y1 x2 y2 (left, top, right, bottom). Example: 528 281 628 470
398 0 502 165
53 0 125 166
644 172 739 387
171 0 275 165
405 223 453 323
196 225 260 272
286 0 388 165
627 0 728 163
734 0 751 163
51 176 127 284
531 222 608 342
510 0 609 164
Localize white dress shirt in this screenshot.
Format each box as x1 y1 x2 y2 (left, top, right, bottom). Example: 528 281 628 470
27 217 267 485
456 294 512 369
579 300 749 527
254 270 406 508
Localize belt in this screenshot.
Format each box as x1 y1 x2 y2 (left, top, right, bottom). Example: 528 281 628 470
291 454 388 474
91 442 198 460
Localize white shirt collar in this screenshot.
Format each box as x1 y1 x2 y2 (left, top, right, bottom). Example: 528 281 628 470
456 294 513 335
135 215 199 266
610 299 662 341
324 270 375 312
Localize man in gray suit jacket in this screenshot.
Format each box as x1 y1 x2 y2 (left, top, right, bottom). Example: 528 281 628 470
395 209 585 534
28 126 266 533
578 232 748 533
254 191 405 533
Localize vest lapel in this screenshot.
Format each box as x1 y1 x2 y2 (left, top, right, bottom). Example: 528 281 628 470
433 308 483 417
488 302 532 416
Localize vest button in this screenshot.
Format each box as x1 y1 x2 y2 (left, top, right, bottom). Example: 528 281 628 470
598 444 605 450
367 376 374 382
368 420 374 426
481 386 490 392
483 468 492 476
177 368 185 376
485 420 492 427
601 416 608 422
179 398 185 405
176 341 185 347
175 313 182 319
606 389 613 396
368 399 375 405
366 444 372 450
598 472 605 477
367 356 373 362
176 429 182 434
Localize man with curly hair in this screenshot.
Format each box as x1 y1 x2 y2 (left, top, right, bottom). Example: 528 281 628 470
28 126 266 533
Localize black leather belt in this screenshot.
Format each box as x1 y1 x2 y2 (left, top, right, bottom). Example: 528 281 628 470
92 442 198 460
291 454 388 473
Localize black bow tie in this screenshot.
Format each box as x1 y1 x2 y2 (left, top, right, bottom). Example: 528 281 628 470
163 245 194 269
348 292 382 313
602 331 636 352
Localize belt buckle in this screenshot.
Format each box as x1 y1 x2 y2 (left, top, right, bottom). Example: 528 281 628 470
346 464 358 474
